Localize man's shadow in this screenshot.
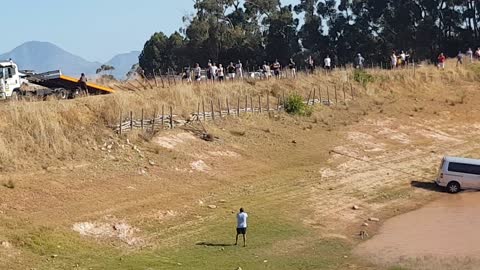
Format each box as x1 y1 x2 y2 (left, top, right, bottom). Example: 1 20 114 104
195 242 234 247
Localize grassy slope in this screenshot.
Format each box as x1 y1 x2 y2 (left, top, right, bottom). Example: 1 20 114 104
0 61 479 269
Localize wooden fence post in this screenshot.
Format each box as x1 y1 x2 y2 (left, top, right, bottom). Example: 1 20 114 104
152 69 158 87
237 97 240 116
334 85 338 104
151 110 156 132
160 72 165 88
312 88 316 105
141 109 144 130
130 111 133 131
258 96 262 113
161 105 165 129
226 98 230 116
319 87 322 104
218 98 222 118
267 94 270 112
211 100 215 121
277 96 280 111
169 106 173 129
350 84 354 100
119 111 123 135
343 84 346 102
250 96 254 113
245 95 248 113
327 86 330 104
307 90 312 105
202 99 206 121
197 103 200 121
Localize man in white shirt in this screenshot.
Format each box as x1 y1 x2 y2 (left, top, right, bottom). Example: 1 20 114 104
324 55 332 70
235 208 248 247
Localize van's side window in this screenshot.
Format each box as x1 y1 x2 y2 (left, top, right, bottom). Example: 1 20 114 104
448 162 480 175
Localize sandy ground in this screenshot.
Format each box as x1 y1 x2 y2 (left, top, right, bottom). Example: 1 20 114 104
1 67 480 268
356 192 480 270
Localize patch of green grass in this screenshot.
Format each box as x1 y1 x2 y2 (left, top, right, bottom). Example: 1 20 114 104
2 207 367 270
354 69 375 87
285 94 313 116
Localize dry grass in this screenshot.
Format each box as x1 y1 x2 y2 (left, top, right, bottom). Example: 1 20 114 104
0 60 477 171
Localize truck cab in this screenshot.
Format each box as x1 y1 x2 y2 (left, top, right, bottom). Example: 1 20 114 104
0 60 22 99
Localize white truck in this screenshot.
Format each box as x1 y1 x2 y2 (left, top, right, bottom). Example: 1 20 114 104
0 60 114 100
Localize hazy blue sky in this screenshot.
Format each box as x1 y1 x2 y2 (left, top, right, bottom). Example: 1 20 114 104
3 0 297 62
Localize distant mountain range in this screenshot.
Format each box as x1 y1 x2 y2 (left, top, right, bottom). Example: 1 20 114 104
0 41 140 79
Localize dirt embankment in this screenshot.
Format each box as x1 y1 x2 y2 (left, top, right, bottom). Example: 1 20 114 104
1 63 480 269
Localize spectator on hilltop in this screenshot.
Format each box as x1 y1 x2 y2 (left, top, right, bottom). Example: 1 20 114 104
467 48 473 63
391 51 398 69
217 64 225 82
354 53 365 69
437 53 446 69
324 55 332 70
306 56 315 74
288 58 296 78
262 61 271 79
194 63 201 81
227 62 236 80
273 59 281 78
211 63 218 81
457 51 464 66
235 60 243 79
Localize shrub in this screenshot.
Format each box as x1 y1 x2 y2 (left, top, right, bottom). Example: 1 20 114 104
284 94 312 116
354 69 375 87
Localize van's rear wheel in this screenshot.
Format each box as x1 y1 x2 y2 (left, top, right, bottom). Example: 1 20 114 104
447 181 461 194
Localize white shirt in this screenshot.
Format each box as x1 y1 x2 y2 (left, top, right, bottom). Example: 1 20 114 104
324 57 331 67
400 53 406 60
211 66 218 76
237 212 248 228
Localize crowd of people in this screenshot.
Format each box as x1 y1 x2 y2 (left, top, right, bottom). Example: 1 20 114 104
179 49 478 82
181 55 340 83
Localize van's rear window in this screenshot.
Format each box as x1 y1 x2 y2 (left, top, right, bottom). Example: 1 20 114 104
448 162 480 175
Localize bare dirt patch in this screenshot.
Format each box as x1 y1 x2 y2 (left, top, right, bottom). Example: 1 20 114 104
355 192 480 269
73 218 144 247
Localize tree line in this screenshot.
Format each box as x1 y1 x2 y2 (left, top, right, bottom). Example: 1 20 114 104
139 0 480 75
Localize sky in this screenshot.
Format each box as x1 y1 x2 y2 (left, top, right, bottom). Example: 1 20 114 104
3 0 297 63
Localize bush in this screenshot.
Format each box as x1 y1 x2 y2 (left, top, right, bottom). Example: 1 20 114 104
284 94 312 116
354 69 375 87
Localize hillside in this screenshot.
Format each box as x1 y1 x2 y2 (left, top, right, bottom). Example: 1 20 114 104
105 51 140 79
0 63 479 269
0 41 100 76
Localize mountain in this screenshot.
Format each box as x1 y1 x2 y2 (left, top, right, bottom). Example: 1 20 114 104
105 51 140 79
0 41 100 77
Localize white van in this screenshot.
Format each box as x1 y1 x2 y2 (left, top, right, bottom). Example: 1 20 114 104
435 156 480 193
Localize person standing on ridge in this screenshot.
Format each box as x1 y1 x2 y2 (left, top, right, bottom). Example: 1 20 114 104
354 53 365 69
437 53 446 69
288 58 296 78
273 59 281 78
235 208 248 247
235 60 243 79
79 73 88 95
466 48 473 63
227 62 236 80
391 51 398 69
324 55 332 71
456 51 464 66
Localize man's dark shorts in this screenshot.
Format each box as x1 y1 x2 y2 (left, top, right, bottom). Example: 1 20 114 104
237 228 247 235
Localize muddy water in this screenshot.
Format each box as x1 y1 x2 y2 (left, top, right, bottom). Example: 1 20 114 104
355 192 480 269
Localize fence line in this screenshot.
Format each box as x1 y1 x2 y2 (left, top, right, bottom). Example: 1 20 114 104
112 86 357 134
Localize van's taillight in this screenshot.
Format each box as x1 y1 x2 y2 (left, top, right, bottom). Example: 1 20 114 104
440 173 444 179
